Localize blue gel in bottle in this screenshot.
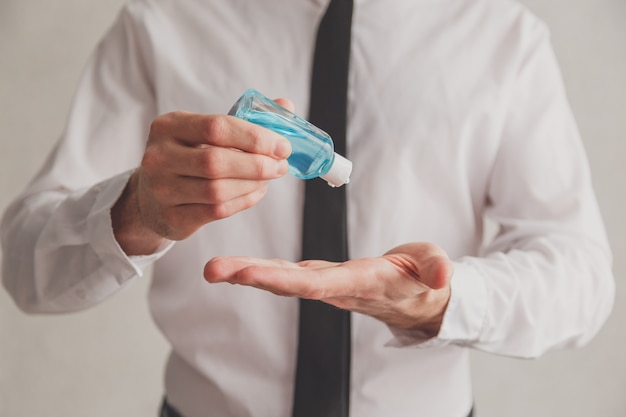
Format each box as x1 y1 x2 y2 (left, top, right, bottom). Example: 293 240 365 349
228 89 352 187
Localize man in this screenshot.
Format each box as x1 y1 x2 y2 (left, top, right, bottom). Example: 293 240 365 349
1 0 614 416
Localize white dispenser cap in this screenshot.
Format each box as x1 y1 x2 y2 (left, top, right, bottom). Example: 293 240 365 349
320 153 353 187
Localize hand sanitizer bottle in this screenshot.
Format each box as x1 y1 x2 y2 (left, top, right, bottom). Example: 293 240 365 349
228 89 352 187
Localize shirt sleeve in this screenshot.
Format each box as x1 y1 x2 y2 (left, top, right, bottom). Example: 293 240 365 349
389 22 615 357
1 4 170 314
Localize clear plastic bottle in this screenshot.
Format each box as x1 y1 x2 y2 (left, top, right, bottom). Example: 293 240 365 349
228 89 352 187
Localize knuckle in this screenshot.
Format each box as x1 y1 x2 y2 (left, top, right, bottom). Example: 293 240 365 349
203 115 229 144
141 147 165 176
205 182 227 204
244 186 267 208
247 126 265 152
148 119 162 138
149 112 175 137
208 203 231 221
200 148 224 178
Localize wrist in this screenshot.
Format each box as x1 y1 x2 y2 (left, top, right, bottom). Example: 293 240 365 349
111 171 165 255
414 286 451 338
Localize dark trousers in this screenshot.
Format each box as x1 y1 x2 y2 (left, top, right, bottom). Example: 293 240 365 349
160 398 475 417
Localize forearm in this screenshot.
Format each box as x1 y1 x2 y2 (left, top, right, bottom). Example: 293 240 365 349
1 172 150 313
435 232 615 358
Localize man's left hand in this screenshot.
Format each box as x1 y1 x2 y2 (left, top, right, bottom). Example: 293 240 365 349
204 242 453 336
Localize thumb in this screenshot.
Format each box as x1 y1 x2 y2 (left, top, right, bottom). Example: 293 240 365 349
420 255 453 290
384 242 453 290
273 97 295 113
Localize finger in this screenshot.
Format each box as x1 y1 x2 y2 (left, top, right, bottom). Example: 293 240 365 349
273 98 295 113
235 265 332 298
187 146 290 180
169 183 270 229
205 257 344 281
152 177 268 206
151 111 292 158
298 259 342 269
204 257 305 298
205 257 350 299
204 256 300 282
144 136 289 181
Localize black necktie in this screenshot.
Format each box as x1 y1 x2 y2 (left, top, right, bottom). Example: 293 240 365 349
292 1 353 417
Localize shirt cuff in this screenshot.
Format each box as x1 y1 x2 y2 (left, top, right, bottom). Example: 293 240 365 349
87 169 174 284
385 260 488 348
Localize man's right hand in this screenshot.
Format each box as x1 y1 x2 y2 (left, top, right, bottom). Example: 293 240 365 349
111 107 292 256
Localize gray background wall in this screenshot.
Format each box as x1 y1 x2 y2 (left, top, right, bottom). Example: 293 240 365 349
0 1 624 416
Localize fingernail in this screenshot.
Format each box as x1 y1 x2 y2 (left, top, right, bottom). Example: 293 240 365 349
274 139 292 158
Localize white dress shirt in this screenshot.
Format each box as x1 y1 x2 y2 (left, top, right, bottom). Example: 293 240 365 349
1 0 614 416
